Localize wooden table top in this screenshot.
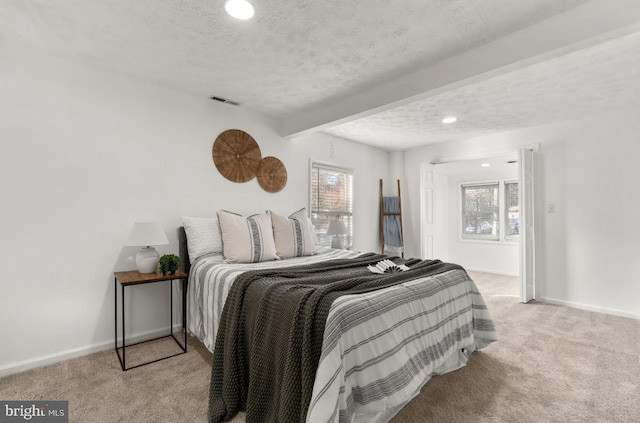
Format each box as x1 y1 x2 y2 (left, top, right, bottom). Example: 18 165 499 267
114 270 188 286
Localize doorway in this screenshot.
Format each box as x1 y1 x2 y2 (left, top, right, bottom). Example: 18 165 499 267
420 147 537 303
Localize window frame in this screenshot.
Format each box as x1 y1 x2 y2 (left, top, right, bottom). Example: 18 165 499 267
309 160 354 248
459 179 519 244
460 181 501 242
503 179 520 242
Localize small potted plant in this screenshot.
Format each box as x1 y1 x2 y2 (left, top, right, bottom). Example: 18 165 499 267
159 254 181 275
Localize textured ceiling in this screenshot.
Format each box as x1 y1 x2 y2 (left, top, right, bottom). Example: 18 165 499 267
3 0 586 117
3 0 639 151
325 31 640 150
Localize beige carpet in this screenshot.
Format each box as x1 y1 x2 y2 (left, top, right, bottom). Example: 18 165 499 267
1 272 638 422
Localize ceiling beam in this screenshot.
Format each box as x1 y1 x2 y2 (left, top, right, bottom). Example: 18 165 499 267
280 0 640 138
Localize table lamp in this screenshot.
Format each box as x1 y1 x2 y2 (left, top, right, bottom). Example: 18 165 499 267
125 222 169 273
327 220 348 249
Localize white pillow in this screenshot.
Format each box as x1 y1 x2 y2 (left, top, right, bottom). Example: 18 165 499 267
181 215 223 263
217 210 279 263
268 208 316 259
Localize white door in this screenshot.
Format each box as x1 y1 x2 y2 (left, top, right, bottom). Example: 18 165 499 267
519 148 537 303
420 163 435 259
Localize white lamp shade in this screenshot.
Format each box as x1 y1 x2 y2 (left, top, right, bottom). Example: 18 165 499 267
125 222 169 273
125 222 169 247
326 220 348 236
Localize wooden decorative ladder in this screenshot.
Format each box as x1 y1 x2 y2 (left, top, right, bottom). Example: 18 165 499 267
379 179 404 258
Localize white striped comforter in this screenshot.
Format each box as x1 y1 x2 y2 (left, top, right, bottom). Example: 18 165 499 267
187 249 497 423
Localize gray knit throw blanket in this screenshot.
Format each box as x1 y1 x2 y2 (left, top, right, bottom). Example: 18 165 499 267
208 253 463 423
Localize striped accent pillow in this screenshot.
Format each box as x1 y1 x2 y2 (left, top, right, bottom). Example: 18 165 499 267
217 210 279 263
268 208 317 259
181 215 223 263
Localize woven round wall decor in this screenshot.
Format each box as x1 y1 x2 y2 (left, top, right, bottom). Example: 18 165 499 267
256 156 287 193
212 129 262 183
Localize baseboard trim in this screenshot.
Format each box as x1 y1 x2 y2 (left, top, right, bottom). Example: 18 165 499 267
538 297 640 320
464 267 519 277
0 324 183 378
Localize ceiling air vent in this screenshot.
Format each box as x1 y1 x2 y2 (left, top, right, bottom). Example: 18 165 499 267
211 96 241 106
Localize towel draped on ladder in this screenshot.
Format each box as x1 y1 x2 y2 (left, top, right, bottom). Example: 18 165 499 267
382 196 403 248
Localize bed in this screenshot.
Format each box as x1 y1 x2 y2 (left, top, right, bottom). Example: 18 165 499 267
179 212 497 423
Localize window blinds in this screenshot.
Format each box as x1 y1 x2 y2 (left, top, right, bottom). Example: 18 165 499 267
311 163 353 247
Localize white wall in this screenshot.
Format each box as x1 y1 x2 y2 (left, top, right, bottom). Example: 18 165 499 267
387 151 405 194
0 45 389 374
403 109 640 319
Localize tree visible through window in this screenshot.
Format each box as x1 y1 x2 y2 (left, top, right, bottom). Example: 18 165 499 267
461 181 519 241
310 162 353 247
504 181 519 238
461 183 499 240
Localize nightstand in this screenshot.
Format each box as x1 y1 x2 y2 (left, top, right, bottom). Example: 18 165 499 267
114 270 188 371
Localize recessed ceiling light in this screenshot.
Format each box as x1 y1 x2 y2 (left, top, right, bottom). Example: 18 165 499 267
225 0 255 20
481 163 491 167
442 116 457 124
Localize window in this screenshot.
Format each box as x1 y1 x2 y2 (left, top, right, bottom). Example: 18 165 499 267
310 162 353 247
504 181 519 238
461 180 519 241
461 183 499 240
